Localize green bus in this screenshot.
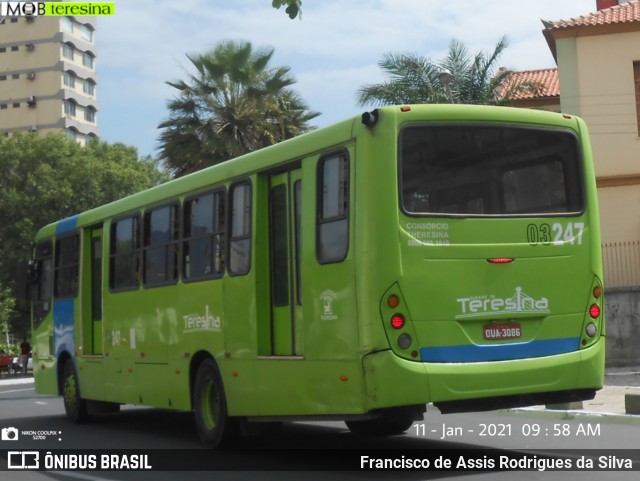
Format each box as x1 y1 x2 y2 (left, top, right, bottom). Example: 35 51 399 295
28 105 604 447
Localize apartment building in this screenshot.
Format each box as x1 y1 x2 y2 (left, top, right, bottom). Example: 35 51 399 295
0 13 99 144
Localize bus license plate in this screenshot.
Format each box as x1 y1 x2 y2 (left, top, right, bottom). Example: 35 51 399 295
483 323 522 340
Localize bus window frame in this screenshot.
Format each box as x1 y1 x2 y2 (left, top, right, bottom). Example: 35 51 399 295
228 178 253 277
32 239 53 328
182 186 227 283
142 200 181 288
53 231 80 299
109 212 142 293
316 149 350 264
397 122 586 219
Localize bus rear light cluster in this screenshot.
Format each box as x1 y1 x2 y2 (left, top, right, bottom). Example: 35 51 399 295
398 334 412 349
391 314 405 329
387 294 400 308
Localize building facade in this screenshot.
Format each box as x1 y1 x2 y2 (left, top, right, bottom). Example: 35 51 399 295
540 0 640 288
0 14 98 144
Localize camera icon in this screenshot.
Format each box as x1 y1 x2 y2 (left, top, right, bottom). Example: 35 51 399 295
2 427 19 441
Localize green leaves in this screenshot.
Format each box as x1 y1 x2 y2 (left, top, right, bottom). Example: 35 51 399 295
0 133 167 300
158 40 319 177
272 0 301 19
358 36 534 107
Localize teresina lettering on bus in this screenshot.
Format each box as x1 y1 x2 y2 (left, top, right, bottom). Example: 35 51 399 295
183 305 221 331
456 287 549 319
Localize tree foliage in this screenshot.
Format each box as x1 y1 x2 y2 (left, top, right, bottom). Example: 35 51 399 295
0 133 167 332
158 40 319 177
358 37 541 107
272 0 301 19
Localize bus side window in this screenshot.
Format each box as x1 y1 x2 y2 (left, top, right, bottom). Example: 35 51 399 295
109 215 141 291
33 240 53 328
317 151 349 263
228 180 252 275
183 190 226 280
143 203 180 287
54 234 79 298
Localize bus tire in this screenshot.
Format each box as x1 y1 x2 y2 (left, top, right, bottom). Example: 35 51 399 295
62 360 90 423
346 408 416 436
193 359 231 448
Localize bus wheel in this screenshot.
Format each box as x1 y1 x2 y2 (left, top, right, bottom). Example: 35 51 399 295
193 359 230 448
346 408 417 436
62 360 90 423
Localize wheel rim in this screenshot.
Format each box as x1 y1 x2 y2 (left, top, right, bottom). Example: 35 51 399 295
201 378 217 431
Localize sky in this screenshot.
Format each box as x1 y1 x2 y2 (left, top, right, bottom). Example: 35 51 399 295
96 0 599 158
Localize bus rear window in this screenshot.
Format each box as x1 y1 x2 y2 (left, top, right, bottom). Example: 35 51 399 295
400 125 583 216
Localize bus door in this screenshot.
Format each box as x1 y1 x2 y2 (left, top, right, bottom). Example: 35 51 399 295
268 168 303 356
81 225 103 356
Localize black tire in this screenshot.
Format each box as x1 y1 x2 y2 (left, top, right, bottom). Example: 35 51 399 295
346 408 417 436
62 360 90 423
193 359 232 448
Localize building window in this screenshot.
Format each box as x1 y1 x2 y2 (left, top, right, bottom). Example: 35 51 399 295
12 74 19 79
0 48 5 53
81 24 93 42
12 102 20 108
11 46 18 51
110 215 141 290
64 99 76 116
143 204 179 286
62 42 74 60
83 51 94 69
0 104 7 110
62 16 73 33
66 128 77 141
0 75 6 81
83 79 95 95
64 71 75 88
84 106 96 123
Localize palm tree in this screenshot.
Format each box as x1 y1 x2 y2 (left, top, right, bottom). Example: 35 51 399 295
357 36 540 107
158 40 319 177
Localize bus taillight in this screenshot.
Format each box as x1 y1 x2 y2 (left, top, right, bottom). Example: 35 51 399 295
589 304 601 319
391 314 405 329
593 286 602 298
387 294 400 308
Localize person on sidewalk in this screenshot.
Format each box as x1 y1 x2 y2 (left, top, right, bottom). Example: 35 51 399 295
19 338 31 375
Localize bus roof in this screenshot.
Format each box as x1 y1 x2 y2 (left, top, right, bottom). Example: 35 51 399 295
35 104 585 239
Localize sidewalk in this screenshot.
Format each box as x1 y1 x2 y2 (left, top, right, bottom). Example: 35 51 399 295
579 367 640 417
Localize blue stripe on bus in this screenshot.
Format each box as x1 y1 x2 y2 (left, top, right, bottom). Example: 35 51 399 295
53 299 75 359
56 215 79 235
420 337 581 363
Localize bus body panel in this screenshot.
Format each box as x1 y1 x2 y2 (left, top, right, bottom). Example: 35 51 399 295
29 104 604 429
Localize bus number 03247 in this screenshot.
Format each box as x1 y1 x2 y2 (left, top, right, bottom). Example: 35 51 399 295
527 223 584 246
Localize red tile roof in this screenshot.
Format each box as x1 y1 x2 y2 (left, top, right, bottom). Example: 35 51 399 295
543 0 640 31
507 68 559 100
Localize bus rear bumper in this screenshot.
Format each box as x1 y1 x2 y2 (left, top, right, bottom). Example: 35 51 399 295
428 339 604 412
362 339 604 413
